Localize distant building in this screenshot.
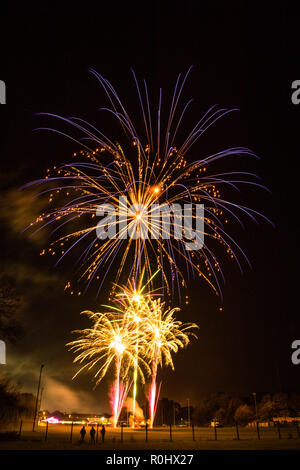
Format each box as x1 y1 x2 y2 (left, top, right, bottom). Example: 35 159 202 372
248 416 300 427
155 398 188 426
38 410 112 426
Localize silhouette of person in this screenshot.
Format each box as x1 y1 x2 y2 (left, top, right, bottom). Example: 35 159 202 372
90 425 96 444
80 425 86 442
101 424 106 443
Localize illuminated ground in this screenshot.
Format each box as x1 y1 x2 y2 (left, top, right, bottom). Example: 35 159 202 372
1 422 300 450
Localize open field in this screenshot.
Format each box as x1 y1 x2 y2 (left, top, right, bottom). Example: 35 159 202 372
1 421 300 450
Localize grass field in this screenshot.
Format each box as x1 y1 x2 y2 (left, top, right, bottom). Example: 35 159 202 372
1 421 300 450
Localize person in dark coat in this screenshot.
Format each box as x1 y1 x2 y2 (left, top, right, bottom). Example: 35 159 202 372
90 425 96 444
100 424 106 443
80 425 86 442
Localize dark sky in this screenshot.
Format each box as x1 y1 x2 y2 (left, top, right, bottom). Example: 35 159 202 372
0 2 299 414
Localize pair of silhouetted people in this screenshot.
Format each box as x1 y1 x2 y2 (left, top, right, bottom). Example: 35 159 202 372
79 424 105 444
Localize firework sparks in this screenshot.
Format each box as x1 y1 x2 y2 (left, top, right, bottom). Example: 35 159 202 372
142 299 198 427
24 67 271 301
115 273 155 427
117 270 160 426
67 306 149 427
68 277 197 427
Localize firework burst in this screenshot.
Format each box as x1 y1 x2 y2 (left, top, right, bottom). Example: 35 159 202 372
68 277 197 427
67 307 149 427
24 67 270 301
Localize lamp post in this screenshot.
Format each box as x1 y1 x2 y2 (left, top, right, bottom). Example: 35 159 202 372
173 401 176 426
187 398 191 427
252 392 258 421
39 386 44 412
32 364 44 432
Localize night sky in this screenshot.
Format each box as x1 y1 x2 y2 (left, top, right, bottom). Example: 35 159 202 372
0 2 299 415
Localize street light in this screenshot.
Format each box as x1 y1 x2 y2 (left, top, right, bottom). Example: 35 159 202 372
173 401 176 426
32 364 44 432
252 392 258 421
39 386 44 412
187 398 191 427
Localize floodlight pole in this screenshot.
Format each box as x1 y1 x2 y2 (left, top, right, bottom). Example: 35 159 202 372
187 398 191 427
32 364 44 432
252 392 258 421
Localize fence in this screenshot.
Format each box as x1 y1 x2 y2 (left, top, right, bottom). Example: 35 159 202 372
1 419 300 444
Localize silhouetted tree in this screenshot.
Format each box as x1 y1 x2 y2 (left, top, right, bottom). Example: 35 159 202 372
0 278 24 343
234 404 254 425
